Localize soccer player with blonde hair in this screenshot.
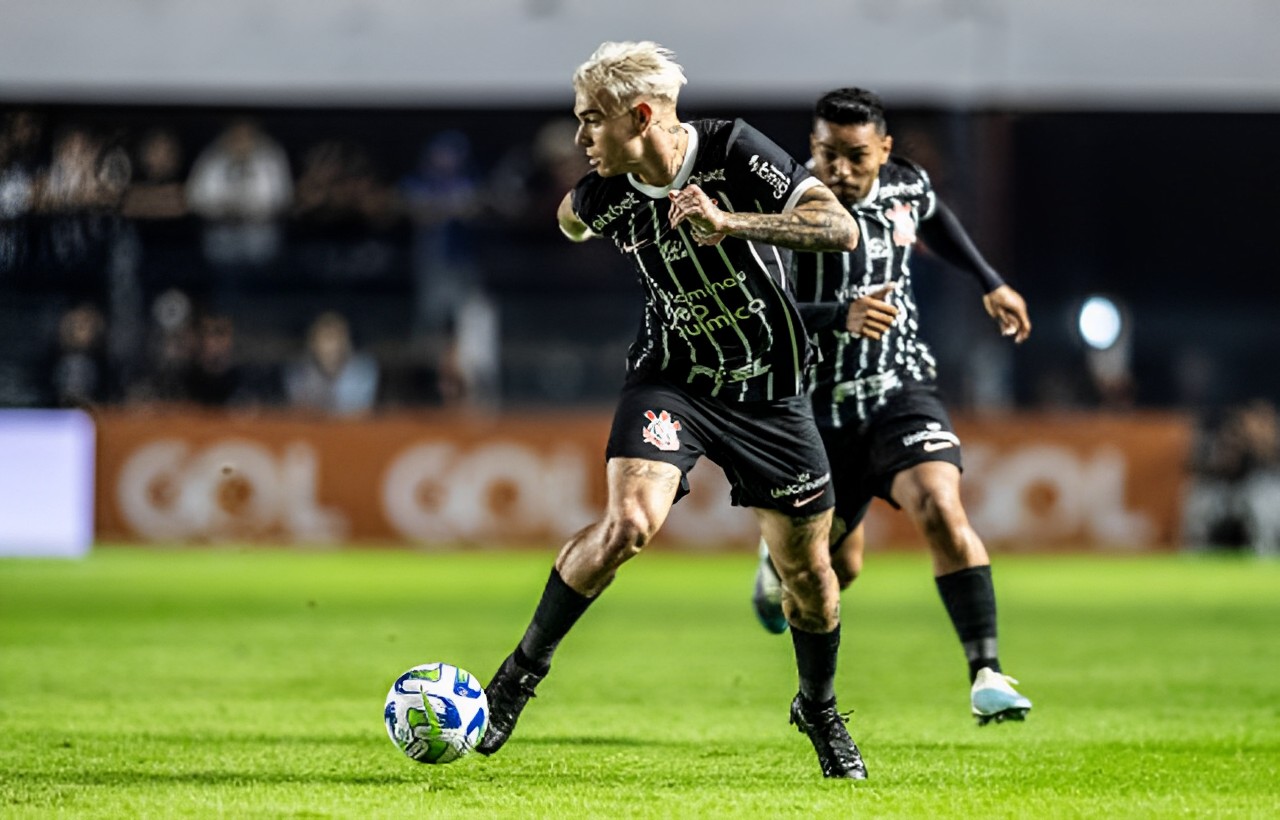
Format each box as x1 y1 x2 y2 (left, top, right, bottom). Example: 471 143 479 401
478 41 869 779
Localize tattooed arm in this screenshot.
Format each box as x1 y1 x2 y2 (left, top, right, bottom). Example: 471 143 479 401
667 183 858 252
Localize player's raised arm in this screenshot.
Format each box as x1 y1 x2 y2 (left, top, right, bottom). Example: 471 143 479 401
917 201 1030 343
557 191 596 242
668 183 858 253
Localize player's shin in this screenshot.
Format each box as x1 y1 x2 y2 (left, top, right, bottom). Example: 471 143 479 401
478 568 596 756
515 567 596 674
935 564 1000 681
790 622 840 706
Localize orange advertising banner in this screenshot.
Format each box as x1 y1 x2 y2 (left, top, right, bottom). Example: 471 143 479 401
93 409 1193 551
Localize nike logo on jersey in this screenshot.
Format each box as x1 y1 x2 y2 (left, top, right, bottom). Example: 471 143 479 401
922 441 955 452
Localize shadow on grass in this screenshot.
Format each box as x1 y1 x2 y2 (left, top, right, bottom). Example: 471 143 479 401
54 730 692 751
518 735 694 749
10 769 490 787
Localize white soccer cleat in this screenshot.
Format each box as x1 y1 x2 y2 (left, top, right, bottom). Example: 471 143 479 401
971 667 1032 726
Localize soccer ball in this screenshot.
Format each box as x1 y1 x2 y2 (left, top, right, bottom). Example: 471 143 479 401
383 662 489 764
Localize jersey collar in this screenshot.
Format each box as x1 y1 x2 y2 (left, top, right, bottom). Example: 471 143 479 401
628 123 698 199
855 177 881 208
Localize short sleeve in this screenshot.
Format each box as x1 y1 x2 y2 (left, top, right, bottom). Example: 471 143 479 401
723 119 818 214
570 174 598 224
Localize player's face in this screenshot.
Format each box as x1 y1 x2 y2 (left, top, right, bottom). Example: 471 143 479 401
573 90 644 178
810 119 892 206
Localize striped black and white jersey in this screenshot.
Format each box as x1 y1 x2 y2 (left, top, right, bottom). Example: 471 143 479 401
796 156 941 427
571 118 820 402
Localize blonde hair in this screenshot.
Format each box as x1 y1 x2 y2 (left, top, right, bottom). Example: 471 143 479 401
573 41 687 115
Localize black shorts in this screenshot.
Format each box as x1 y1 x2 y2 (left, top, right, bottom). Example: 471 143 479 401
822 383 963 529
605 376 834 516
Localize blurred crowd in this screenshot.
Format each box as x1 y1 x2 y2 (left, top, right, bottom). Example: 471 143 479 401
1 107 603 414
1181 398 1280 556
4 106 1273 431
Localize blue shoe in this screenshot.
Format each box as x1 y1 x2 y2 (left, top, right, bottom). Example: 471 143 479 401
971 667 1032 726
752 540 789 635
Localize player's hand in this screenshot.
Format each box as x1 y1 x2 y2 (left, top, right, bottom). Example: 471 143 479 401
668 185 725 245
983 284 1031 343
846 282 900 340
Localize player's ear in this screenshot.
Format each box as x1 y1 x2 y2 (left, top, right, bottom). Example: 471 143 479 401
632 102 653 132
882 133 894 156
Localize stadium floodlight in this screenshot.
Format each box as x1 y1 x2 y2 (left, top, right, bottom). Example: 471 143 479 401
1077 295 1124 350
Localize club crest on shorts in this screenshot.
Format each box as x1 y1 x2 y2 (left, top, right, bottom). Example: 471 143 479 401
642 410 682 451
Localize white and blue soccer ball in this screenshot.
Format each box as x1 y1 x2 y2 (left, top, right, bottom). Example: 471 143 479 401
384 662 489 764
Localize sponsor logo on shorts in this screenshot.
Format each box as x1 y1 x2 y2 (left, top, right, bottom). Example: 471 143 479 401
770 471 831 501
642 410 682 451
902 422 960 451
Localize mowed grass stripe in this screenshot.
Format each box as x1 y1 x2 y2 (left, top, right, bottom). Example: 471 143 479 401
1 547 1276 818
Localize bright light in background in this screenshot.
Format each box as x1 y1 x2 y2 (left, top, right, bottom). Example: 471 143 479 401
0 409 95 557
1078 295 1123 350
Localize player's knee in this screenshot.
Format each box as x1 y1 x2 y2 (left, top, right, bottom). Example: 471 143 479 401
598 510 653 565
782 567 840 631
908 485 961 536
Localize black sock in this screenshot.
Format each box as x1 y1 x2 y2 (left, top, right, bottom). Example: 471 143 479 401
790 623 841 706
514 568 595 676
935 565 1000 682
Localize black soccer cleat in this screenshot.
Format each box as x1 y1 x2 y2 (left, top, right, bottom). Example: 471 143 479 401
476 653 544 756
789 694 868 780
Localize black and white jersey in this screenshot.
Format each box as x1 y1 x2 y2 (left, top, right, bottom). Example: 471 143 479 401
795 156 939 427
572 119 820 402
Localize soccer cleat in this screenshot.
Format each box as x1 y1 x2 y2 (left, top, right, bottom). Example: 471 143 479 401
789 694 868 780
971 667 1033 726
752 541 789 635
475 653 544 756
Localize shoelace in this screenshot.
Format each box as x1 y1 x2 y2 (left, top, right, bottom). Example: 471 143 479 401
810 708 863 770
982 674 1021 691
975 671 1021 690
806 705 855 731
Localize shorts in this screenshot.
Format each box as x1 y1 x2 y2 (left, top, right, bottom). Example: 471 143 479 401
605 376 834 516
821 383 963 529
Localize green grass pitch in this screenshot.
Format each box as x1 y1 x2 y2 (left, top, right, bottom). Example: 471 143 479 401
1 546 1277 817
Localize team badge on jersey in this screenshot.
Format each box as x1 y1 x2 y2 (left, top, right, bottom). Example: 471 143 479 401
887 202 918 247
642 410 683 451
